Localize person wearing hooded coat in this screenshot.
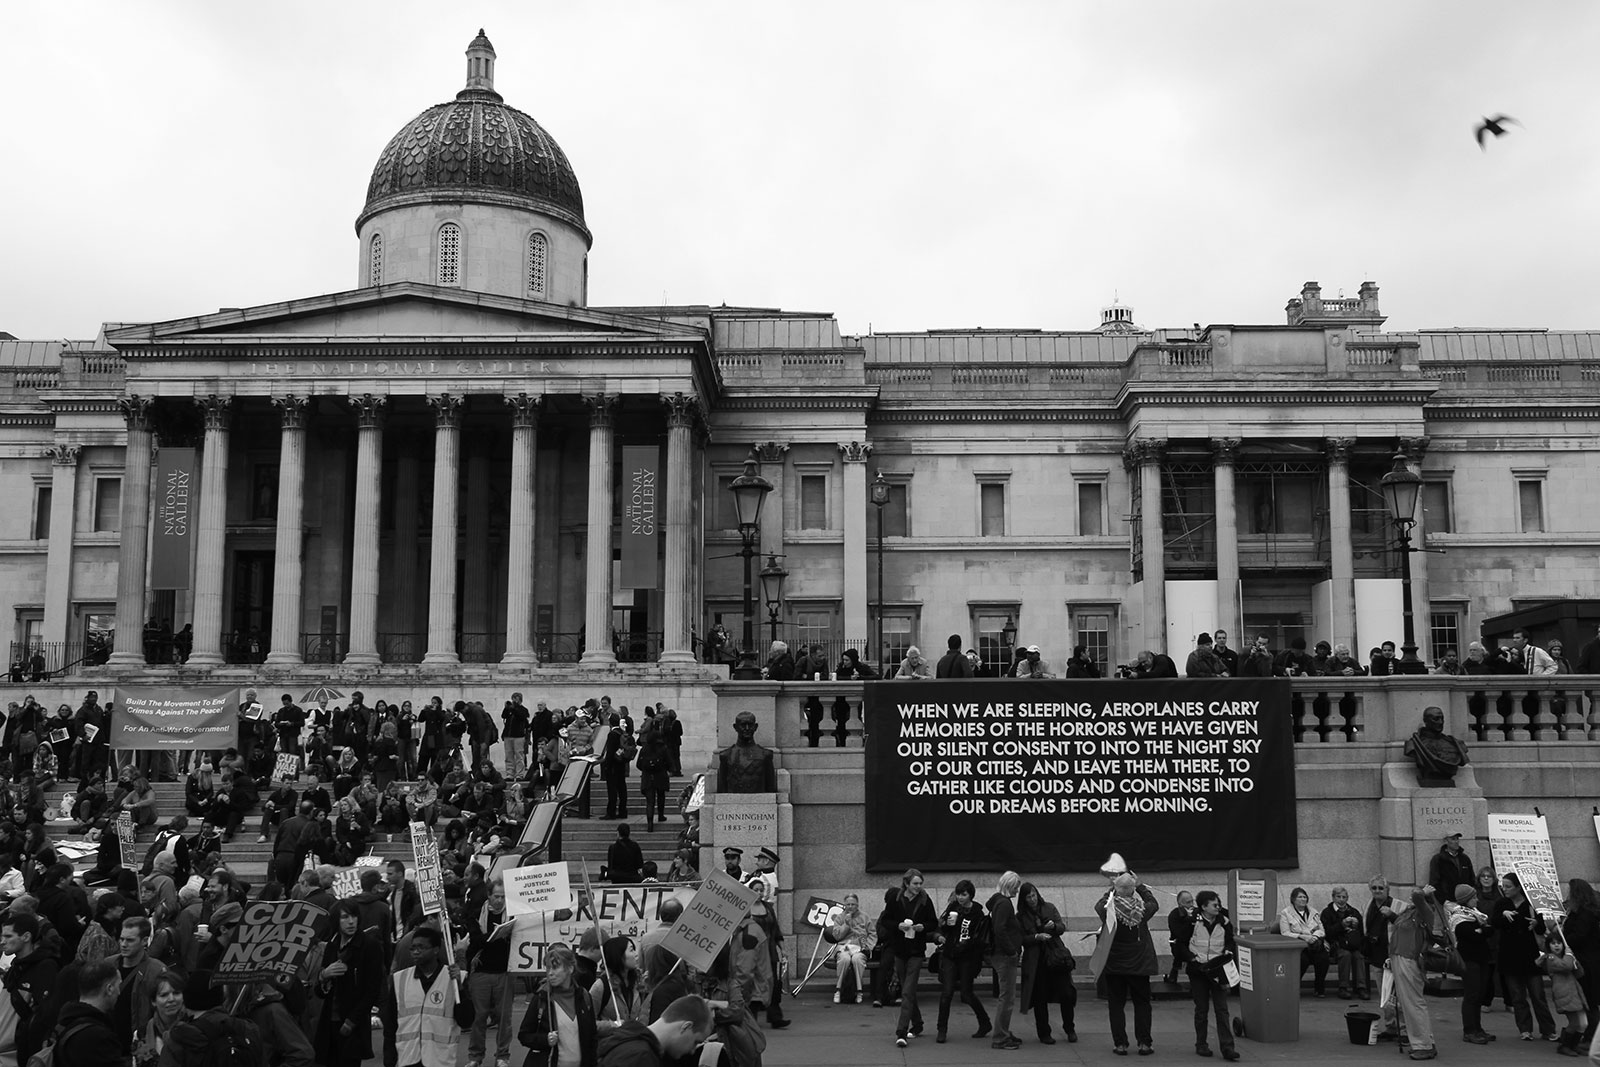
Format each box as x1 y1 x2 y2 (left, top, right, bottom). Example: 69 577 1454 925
314 901 383 1066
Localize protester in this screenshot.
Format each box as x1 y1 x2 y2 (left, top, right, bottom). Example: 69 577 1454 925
1018 882 1075 1045
54 957 126 1064
1172 890 1241 1061
393 925 462 1067
595 993 713 1067
1094 871 1160 1056
520 942 599 1067
1494 871 1556 1041
932 879 991 1042
314 901 383 1067
466 877 515 1067
137 969 187 1062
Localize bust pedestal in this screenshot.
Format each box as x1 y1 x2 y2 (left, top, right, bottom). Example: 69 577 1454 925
1378 762 1487 894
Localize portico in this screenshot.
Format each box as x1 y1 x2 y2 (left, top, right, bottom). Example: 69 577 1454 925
101 284 717 671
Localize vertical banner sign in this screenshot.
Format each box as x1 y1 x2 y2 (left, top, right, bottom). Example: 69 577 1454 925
151 447 196 590
115 812 136 869
620 444 659 590
1488 812 1565 916
863 679 1297 871
410 821 445 916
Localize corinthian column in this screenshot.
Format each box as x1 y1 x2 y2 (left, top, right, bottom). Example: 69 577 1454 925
42 445 81 649
422 394 463 666
1134 441 1167 653
265 396 309 665
659 393 699 664
839 442 872 651
581 394 619 665
345 394 387 665
1325 438 1356 651
501 394 542 666
108 397 154 667
186 395 232 667
1212 439 1240 640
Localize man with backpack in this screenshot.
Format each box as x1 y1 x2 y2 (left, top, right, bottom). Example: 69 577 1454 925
159 970 266 1067
42 956 123 1066
3 912 61 1067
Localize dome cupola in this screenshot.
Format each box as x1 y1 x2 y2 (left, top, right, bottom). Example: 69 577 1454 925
355 32 591 305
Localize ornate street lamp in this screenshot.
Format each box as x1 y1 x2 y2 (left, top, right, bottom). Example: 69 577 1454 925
760 554 788 645
1001 614 1018 674
728 451 772 679
871 471 891 666
1380 453 1427 674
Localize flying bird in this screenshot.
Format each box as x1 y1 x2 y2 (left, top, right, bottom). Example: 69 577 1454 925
1475 114 1521 150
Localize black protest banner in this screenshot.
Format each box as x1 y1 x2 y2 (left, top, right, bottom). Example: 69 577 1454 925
864 679 1297 872
215 899 327 983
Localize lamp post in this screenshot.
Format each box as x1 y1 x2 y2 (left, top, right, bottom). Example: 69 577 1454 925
728 450 773 680
870 471 890 667
760 554 788 645
1001 614 1018 676
1380 452 1427 674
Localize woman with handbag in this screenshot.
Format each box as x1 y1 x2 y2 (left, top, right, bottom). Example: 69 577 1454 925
1172 890 1241 1060
1018 881 1076 1045
933 880 992 1042
519 942 599 1067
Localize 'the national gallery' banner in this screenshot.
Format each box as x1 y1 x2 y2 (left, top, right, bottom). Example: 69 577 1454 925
864 679 1297 872
110 685 238 750
151 447 196 590
620 445 659 590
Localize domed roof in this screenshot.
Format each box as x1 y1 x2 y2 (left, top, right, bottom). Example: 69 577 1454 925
358 32 586 233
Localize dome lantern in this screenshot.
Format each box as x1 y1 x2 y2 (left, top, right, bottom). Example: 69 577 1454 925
462 29 499 101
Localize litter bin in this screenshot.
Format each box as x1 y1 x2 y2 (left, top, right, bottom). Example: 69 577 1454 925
1236 933 1304 1043
1345 1011 1380 1045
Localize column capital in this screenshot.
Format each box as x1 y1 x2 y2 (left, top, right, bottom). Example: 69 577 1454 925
353 393 388 429
1399 436 1429 464
1210 438 1242 465
44 444 81 467
428 393 462 428
197 394 233 430
118 395 153 431
838 441 872 464
1123 439 1162 469
754 441 789 463
505 392 544 429
273 394 310 430
584 393 619 428
1324 437 1356 464
660 391 703 430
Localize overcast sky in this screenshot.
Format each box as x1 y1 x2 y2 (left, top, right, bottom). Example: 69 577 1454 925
4 1 1597 340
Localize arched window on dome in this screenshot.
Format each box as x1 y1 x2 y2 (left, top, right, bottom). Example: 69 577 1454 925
437 222 461 286
527 232 548 298
369 233 384 286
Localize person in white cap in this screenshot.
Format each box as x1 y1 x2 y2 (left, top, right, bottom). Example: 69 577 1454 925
1014 646 1052 679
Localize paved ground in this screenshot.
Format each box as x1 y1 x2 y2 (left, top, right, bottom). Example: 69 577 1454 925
448 984 1548 1066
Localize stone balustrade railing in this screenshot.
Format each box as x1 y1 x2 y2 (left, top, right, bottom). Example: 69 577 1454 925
724 677 1600 750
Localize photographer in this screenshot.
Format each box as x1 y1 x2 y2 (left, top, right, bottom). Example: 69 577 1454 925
1172 891 1240 1060
1120 650 1178 679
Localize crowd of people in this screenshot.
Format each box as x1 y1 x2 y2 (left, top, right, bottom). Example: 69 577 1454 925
820 850 1600 1062
0 687 721 1067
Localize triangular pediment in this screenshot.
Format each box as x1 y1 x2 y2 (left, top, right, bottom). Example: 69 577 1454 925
104 283 705 348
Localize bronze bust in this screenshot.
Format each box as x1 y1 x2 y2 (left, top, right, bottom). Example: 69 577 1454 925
1403 705 1470 787
718 711 777 793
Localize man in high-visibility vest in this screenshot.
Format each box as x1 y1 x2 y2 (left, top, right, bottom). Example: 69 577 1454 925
393 924 462 1067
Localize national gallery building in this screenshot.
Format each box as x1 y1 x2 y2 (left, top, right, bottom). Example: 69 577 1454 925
4 33 1599 697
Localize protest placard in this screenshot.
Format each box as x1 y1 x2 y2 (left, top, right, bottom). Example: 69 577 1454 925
273 753 299 782
411 821 445 916
801 895 842 929
1489 812 1564 915
216 899 327 983
331 867 363 899
660 870 759 973
506 882 698 973
506 862 571 917
115 812 136 869
683 773 706 814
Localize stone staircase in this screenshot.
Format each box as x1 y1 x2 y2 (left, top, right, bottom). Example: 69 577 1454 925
47 775 693 887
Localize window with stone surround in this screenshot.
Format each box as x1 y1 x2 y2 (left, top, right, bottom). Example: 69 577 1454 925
1422 480 1452 533
528 232 548 297
1516 475 1545 533
33 485 51 540
369 232 383 286
93 478 120 533
437 222 461 286
799 474 827 530
1070 605 1116 676
1077 479 1106 536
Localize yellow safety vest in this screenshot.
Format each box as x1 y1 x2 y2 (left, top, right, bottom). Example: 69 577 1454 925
393 968 458 1067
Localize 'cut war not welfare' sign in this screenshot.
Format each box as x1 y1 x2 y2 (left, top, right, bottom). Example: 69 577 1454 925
864 679 1297 872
